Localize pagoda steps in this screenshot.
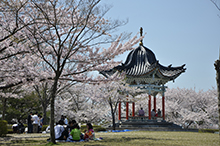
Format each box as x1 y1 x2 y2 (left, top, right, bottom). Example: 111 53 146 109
106 127 198 132
111 121 198 132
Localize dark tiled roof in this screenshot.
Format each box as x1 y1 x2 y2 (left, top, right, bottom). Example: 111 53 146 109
114 45 157 75
100 45 186 83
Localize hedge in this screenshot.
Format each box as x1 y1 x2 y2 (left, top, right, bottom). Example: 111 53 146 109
199 129 219 133
80 125 106 132
0 120 8 137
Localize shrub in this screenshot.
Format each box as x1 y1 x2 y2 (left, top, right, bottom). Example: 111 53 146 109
41 125 49 131
94 127 106 132
199 129 218 133
0 120 8 137
80 125 87 132
7 124 12 130
80 125 106 132
7 129 13 134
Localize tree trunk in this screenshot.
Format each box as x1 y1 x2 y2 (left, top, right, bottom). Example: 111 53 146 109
43 105 47 125
109 100 116 130
50 80 58 144
42 82 49 125
2 98 7 120
214 60 220 139
112 110 116 130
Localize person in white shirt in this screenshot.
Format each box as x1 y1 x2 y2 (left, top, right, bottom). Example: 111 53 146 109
54 120 67 140
64 116 68 125
151 109 156 120
32 112 39 133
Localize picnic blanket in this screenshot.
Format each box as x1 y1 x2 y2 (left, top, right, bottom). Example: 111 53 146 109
51 138 102 143
111 129 133 132
66 137 103 142
99 129 138 133
65 139 85 142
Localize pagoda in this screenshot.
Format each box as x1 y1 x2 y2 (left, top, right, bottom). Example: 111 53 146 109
100 28 186 124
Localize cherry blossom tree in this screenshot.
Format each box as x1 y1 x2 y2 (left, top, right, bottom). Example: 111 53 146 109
165 88 218 129
54 84 110 124
0 0 143 143
0 0 41 90
85 80 140 130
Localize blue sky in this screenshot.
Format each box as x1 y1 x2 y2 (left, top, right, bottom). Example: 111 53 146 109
101 0 220 91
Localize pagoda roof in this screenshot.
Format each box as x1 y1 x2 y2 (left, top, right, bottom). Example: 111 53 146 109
100 44 186 85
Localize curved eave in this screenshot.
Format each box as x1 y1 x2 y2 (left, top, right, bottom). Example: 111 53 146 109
125 63 186 81
100 63 186 83
99 69 116 78
157 64 186 80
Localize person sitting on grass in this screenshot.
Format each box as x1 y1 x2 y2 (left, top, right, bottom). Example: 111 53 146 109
70 123 82 141
54 120 67 140
66 121 74 133
84 123 95 140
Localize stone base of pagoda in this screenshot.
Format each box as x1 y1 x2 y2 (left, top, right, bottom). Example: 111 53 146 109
114 119 193 131
127 116 164 122
119 120 176 128
106 126 198 132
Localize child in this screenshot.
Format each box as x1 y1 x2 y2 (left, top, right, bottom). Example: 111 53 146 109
84 123 95 140
70 123 81 141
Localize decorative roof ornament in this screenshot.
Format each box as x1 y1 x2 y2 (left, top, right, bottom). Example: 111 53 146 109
139 27 143 46
100 28 186 86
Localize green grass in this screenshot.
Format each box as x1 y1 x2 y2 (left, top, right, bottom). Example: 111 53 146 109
1 131 219 146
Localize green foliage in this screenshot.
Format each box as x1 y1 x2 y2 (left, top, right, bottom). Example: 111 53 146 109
45 111 51 125
42 125 49 131
7 124 12 129
0 120 8 137
4 92 42 123
7 129 13 134
94 127 106 132
7 124 13 134
80 125 106 132
199 129 219 133
80 125 87 132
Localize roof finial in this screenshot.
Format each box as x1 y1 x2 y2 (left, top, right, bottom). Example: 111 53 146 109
139 27 143 46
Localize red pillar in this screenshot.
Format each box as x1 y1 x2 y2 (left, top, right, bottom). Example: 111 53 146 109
148 94 151 120
162 95 165 120
126 102 129 120
118 101 121 120
132 102 135 117
154 96 156 112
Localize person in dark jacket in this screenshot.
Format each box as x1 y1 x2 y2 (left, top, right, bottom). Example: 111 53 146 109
27 112 33 133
